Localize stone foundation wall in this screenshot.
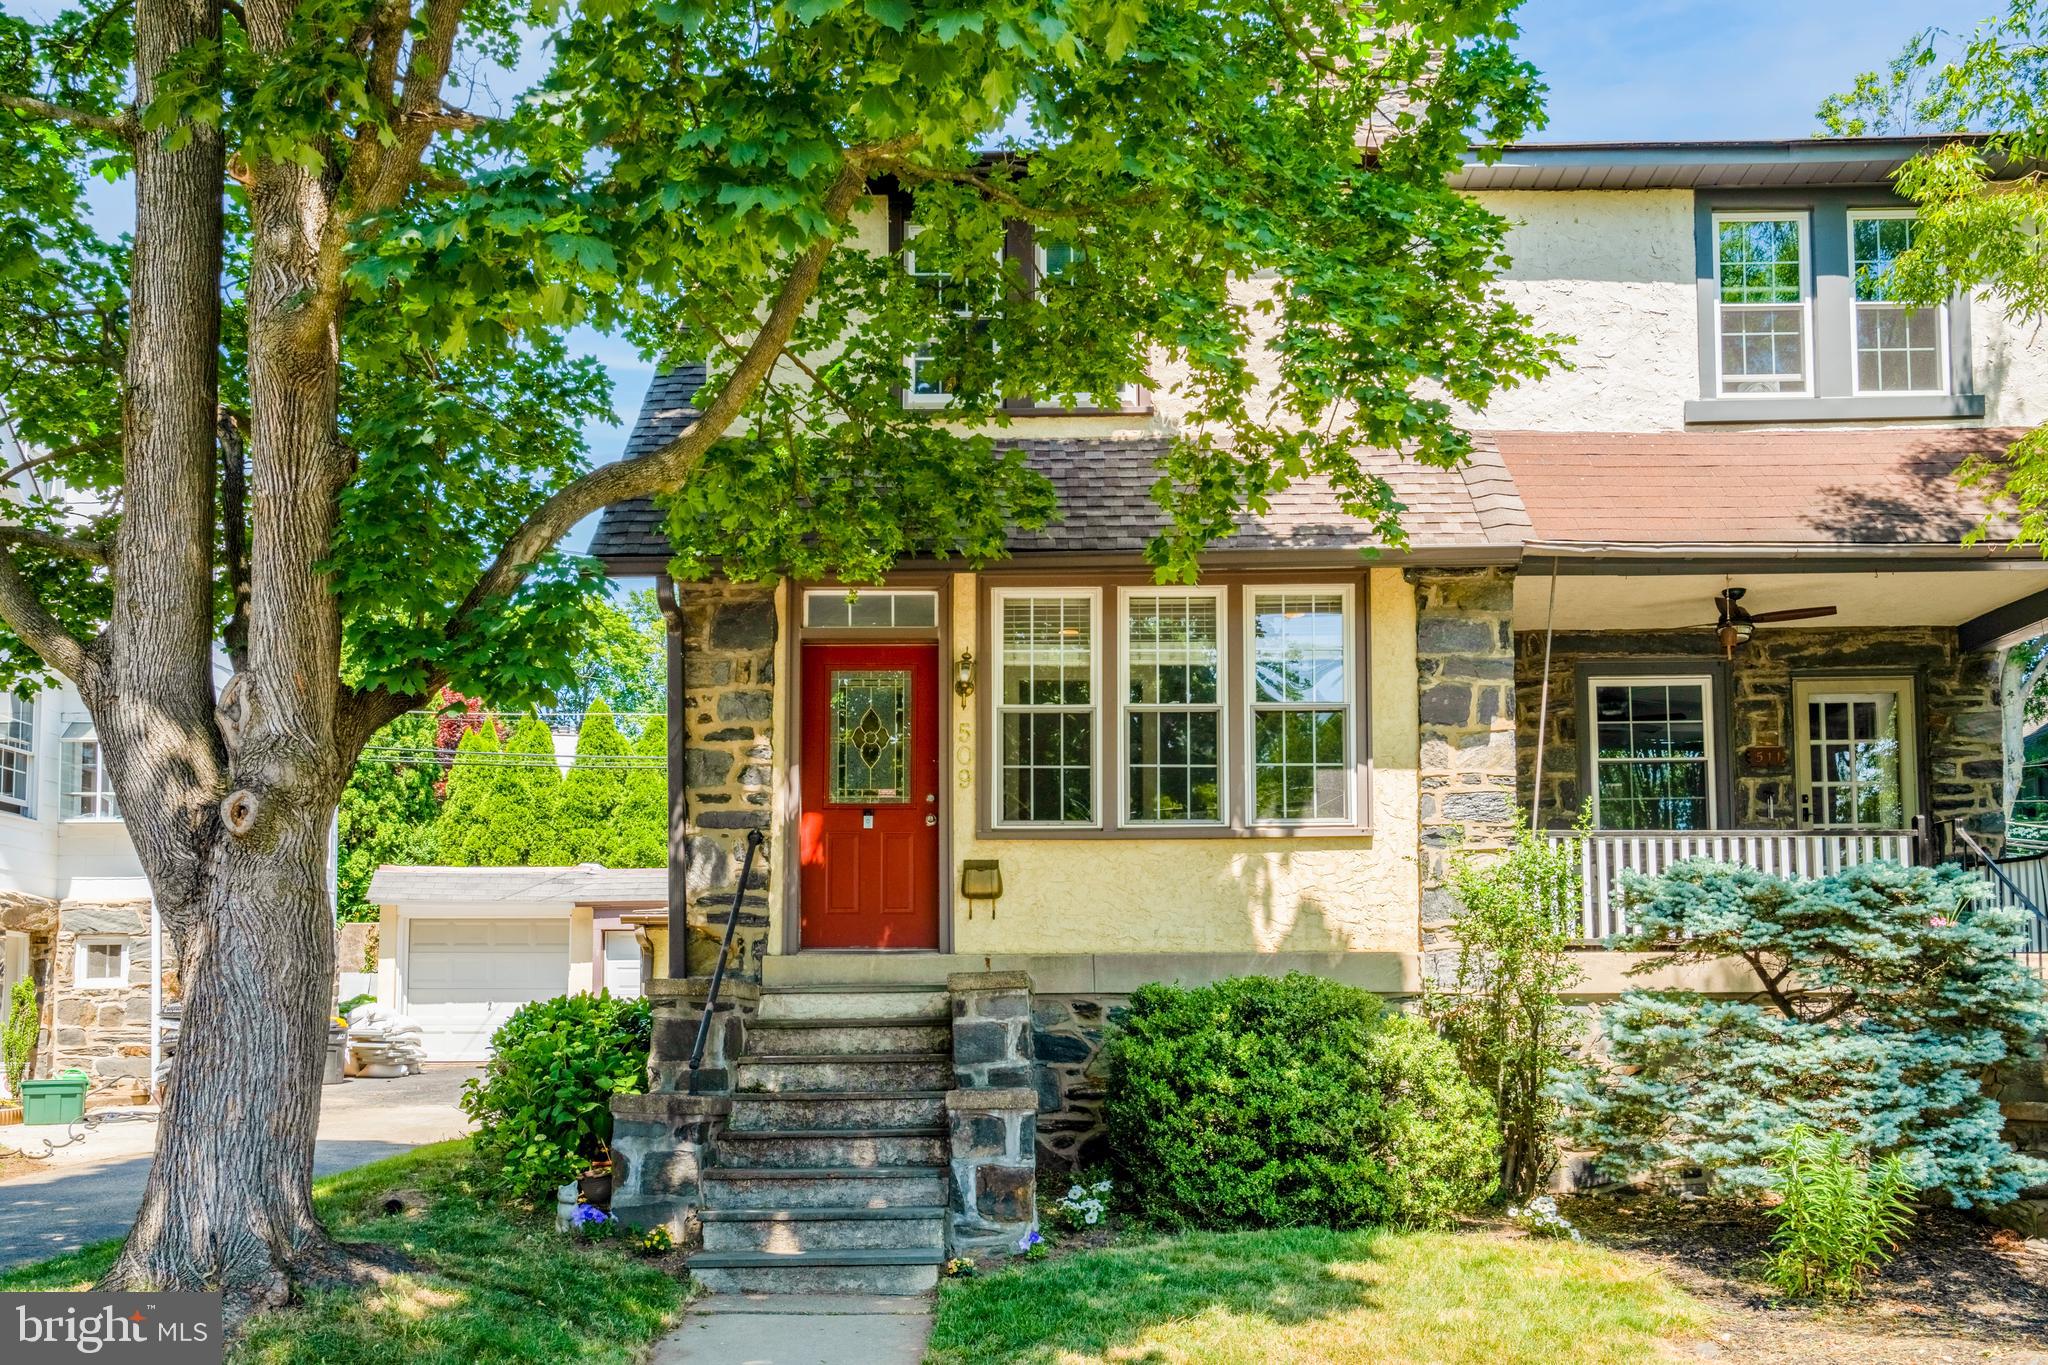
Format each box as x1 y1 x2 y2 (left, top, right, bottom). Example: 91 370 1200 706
1515 626 2003 842
1410 568 1520 969
1031 994 1125 1169
674 581 778 979
50 899 156 1100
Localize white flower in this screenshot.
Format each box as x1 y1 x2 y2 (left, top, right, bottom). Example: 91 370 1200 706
1067 1185 1084 1200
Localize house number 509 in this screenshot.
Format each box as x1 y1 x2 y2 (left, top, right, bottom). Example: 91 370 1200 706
955 722 973 787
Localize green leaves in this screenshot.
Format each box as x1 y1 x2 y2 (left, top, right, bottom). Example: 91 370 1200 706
1764 1126 1918 1299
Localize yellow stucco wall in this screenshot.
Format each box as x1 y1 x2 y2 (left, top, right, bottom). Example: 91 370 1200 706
945 568 1420 956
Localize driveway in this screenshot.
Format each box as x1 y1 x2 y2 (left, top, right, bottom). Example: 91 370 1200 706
0 1065 476 1272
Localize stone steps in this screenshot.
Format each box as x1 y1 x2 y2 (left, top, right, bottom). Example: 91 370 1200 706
734 1052 954 1093
746 1018 953 1057
700 1205 949 1254
687 1247 944 1296
713 1125 948 1169
700 1165 950 1211
726 1089 949 1132
756 984 951 1023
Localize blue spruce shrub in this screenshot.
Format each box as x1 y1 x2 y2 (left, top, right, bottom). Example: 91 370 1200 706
1103 973 1499 1228
1553 858 2048 1205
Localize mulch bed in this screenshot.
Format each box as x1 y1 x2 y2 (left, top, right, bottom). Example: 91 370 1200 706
1564 1191 2048 1363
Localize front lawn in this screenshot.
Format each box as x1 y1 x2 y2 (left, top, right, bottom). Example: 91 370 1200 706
926 1226 1706 1365
0 1140 688 1364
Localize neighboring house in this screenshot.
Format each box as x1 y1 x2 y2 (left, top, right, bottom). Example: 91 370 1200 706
0 672 167 1103
363 865 662 1060
571 136 2048 1291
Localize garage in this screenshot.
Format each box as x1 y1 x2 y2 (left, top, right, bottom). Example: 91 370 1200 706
403 917 571 1061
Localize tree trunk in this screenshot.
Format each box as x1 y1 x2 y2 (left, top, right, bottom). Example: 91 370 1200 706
103 796 343 1297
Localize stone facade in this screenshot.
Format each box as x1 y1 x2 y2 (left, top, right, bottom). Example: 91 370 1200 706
1031 994 1123 1169
49 898 157 1101
1515 626 2003 843
673 581 779 979
1410 568 1520 962
1991 1039 2048 1236
947 972 1038 1252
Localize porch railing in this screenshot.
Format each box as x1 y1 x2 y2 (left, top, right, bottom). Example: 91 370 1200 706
1545 828 1920 943
1942 822 2048 965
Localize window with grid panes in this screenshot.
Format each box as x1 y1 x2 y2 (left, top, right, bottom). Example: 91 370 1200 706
0 694 31 818
1715 216 1808 394
1589 678 1715 830
1248 592 1351 823
995 593 1096 824
1850 213 1946 394
1122 592 1223 823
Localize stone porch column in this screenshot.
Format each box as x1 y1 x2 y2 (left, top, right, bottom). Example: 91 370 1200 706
946 971 1038 1254
1409 567 1520 974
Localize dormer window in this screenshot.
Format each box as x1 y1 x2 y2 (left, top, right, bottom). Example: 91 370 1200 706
1712 214 1810 395
1850 211 1947 395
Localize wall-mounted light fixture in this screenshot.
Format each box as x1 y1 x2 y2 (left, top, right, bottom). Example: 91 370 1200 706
960 858 1003 918
954 650 976 701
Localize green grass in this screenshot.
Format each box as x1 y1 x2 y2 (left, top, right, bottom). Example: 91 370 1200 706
926 1226 1708 1365
0 1140 688 1364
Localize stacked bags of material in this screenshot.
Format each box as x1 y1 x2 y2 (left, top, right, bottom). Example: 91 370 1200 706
345 1003 428 1077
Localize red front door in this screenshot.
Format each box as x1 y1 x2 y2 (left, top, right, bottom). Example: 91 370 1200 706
799 643 941 949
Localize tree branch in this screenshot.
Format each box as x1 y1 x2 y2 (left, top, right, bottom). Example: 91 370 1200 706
2 436 119 483
0 525 109 561
0 547 93 681
439 152 887 636
0 92 135 138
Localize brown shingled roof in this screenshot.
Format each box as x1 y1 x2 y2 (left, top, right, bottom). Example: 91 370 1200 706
1492 428 2026 548
589 367 1528 567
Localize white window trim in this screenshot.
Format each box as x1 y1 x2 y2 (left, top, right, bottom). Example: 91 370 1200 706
902 224 1005 410
1791 676 1919 830
1846 208 1951 399
63 730 121 822
74 935 129 990
1711 210 1814 399
1586 673 1720 831
0 694 33 821
1118 585 1229 828
1243 583 1358 827
989 587 1103 830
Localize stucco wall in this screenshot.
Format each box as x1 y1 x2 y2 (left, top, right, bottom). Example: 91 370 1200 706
1463 189 1701 433
943 567 1420 957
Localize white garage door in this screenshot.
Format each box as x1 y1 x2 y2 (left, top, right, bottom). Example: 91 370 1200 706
405 918 571 1061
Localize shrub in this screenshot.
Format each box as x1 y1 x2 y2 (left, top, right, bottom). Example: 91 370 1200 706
461 993 653 1202
1104 973 1498 1229
1553 858 2048 1205
3 976 36 1090
1427 816 1588 1201
1763 1127 1915 1299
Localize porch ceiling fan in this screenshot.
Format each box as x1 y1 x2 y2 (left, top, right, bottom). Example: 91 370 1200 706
1702 587 1838 657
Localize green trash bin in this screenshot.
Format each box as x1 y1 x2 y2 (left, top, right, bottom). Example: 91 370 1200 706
20 1070 89 1126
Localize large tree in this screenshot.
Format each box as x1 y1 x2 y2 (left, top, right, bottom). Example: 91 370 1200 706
0 0 1554 1296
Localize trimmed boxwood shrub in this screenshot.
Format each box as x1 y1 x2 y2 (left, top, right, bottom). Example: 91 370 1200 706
1103 973 1499 1228
461 992 654 1202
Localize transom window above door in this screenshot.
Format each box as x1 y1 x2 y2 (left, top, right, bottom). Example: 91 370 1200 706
1587 675 1717 831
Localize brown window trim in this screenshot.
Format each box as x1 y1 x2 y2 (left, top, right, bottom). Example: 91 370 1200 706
886 195 1151 418
974 569 1375 840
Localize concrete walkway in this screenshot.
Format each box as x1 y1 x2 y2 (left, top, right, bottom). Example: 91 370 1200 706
0 1065 475 1271
652 1294 933 1364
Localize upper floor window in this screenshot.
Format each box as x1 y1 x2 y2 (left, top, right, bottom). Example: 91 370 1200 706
62 721 119 819
1850 211 1947 395
0 694 32 819
1713 214 1809 395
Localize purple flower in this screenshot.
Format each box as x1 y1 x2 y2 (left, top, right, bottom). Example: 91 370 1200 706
1015 1229 1043 1252
1928 915 1952 929
572 1204 610 1226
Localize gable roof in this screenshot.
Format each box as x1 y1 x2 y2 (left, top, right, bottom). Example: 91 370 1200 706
1492 428 2026 551
588 367 1531 569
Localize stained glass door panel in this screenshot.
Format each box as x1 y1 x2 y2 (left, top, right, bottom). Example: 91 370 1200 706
830 670 910 803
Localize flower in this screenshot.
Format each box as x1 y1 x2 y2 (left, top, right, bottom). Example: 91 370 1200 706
1015 1229 1043 1253
571 1203 610 1226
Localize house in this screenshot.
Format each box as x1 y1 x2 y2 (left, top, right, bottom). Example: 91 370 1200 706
0 670 169 1104
572 135 2048 1292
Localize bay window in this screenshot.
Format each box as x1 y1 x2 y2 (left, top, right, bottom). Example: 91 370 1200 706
983 579 1365 834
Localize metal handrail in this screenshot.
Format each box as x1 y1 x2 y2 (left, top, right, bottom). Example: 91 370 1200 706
688 828 764 1093
1942 819 2048 957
